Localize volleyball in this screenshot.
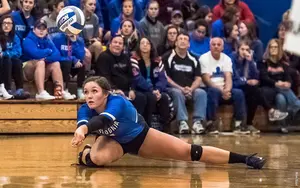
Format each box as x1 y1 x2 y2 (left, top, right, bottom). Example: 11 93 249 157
56 6 85 35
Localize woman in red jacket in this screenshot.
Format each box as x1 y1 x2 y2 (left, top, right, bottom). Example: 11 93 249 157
212 0 254 23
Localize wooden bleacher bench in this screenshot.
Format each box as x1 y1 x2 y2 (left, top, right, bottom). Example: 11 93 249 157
0 99 84 134
2 81 299 134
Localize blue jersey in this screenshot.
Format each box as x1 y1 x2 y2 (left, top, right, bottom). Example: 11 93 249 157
77 94 144 144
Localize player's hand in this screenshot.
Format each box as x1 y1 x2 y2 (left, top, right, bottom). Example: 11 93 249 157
71 125 88 148
74 61 83 68
129 90 136 100
114 89 125 96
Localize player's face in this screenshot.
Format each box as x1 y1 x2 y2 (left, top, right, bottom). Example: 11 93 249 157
139 38 151 53
147 2 159 19
85 0 96 13
33 26 48 38
84 81 108 109
2 18 13 34
123 0 133 16
22 0 35 13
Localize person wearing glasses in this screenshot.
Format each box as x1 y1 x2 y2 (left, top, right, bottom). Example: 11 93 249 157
189 19 210 58
157 25 178 57
0 14 30 99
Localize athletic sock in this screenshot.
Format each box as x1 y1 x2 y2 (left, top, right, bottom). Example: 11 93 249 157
228 152 247 164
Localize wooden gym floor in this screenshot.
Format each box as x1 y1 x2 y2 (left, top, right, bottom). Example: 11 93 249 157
0 134 299 187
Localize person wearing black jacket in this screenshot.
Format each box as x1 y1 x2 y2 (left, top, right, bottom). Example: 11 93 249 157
131 37 175 129
95 35 147 119
260 39 300 132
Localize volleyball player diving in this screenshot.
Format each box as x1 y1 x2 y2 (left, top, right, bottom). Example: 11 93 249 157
71 76 266 169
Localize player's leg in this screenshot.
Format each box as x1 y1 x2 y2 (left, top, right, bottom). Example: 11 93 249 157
79 136 124 167
138 128 266 169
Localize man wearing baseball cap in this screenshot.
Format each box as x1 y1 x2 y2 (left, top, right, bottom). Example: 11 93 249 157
22 19 74 100
167 10 185 33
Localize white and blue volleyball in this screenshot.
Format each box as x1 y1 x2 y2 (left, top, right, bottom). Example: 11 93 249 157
56 6 85 35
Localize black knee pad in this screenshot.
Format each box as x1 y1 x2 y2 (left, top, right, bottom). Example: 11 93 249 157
78 151 99 167
191 144 203 161
85 153 99 167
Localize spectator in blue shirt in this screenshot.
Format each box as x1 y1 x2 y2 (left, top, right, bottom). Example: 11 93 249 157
0 14 30 99
110 0 140 37
223 22 239 57
65 0 104 30
11 0 42 40
108 0 146 22
189 19 210 58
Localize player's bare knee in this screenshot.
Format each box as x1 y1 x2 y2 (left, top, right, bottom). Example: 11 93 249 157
90 153 112 166
190 144 203 161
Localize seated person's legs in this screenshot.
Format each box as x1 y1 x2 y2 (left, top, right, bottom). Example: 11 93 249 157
2 57 12 93
231 88 247 131
168 87 189 134
206 87 222 121
275 93 288 133
131 91 147 116
143 92 157 126
157 92 172 127
205 87 222 133
260 87 288 121
70 65 86 99
277 88 300 115
191 88 207 134
0 57 12 99
11 58 30 99
23 60 55 100
88 40 103 61
84 48 92 72
47 61 75 100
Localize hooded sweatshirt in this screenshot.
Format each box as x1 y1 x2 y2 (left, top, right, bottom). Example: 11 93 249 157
65 0 104 28
22 31 61 63
2 35 22 58
11 10 35 40
212 0 255 23
108 0 146 22
139 15 165 49
130 54 167 92
52 33 85 65
110 14 140 37
231 52 259 88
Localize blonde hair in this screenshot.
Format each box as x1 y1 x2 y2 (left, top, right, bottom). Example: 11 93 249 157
282 9 290 22
263 39 284 63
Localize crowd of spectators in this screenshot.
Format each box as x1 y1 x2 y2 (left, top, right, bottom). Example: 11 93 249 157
0 0 299 134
